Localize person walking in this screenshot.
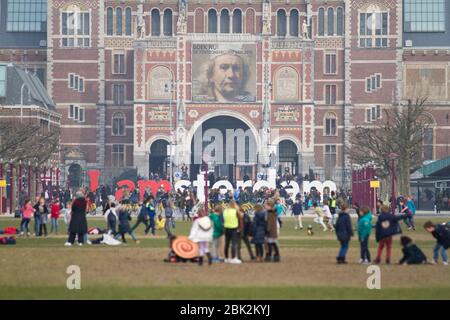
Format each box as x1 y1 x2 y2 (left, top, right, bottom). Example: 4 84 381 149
115 200 139 244
65 191 88 246
130 196 151 234
335 203 353 264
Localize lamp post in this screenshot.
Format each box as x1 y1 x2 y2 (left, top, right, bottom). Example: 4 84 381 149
446 114 449 157
165 80 178 187
389 153 399 214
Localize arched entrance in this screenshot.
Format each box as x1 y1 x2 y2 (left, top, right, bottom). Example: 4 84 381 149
149 139 169 178
190 115 257 182
68 163 82 189
278 140 298 176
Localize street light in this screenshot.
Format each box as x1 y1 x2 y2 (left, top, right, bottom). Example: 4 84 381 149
164 80 178 186
388 153 399 214
446 114 449 157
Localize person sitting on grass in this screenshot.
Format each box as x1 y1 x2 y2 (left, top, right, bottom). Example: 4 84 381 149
423 221 449 266
398 236 427 265
335 203 353 264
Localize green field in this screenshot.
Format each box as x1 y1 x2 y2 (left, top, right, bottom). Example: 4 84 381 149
0 216 449 299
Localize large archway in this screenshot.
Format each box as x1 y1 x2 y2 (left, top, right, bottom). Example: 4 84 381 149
189 115 257 182
67 163 82 189
278 140 298 176
149 139 169 178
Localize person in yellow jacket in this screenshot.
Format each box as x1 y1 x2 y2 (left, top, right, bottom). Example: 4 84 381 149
223 200 242 264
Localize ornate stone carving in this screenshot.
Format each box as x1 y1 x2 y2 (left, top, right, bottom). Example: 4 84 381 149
148 66 172 100
262 0 271 35
148 105 170 121
274 67 299 101
274 106 300 122
177 0 187 34
137 4 146 39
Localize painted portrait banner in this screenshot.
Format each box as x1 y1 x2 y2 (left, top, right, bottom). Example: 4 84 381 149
191 43 257 103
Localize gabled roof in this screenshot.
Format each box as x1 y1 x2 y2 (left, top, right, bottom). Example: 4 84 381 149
13 66 55 109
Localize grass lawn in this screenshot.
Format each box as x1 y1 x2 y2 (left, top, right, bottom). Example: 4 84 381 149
0 216 449 300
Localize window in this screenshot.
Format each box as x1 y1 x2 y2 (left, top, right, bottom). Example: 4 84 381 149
404 0 445 32
113 84 125 105
359 12 388 48
151 9 160 36
423 128 434 160
336 7 344 35
233 9 242 33
318 8 325 36
163 9 172 36
325 84 337 104
327 8 334 35
220 9 230 33
277 9 287 37
325 53 337 74
7 0 47 32
324 145 337 180
208 9 218 33
290 9 299 36
366 105 382 122
125 8 132 35
112 112 125 136
69 105 85 122
112 144 125 167
113 53 125 74
116 8 123 35
61 11 90 47
366 74 382 93
0 65 6 97
68 73 84 92
325 113 337 136
106 7 113 35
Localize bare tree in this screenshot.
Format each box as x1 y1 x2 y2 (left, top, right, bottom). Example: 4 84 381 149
348 98 433 196
0 121 61 165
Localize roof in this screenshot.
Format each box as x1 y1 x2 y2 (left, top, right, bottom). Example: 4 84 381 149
417 157 450 177
1 63 55 110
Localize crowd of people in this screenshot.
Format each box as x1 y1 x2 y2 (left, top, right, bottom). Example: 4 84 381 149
15 183 450 267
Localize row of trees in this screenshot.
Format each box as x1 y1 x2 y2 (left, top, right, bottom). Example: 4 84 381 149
349 98 433 197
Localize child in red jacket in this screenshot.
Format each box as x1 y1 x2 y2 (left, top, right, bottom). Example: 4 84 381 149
51 199 61 234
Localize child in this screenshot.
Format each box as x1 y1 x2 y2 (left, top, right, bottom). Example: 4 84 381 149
188 207 213 266
399 236 427 265
62 202 72 233
312 202 327 231
105 202 118 235
335 203 353 264
20 199 35 237
274 198 285 228
292 198 304 230
399 200 414 230
322 200 335 231
357 206 373 264
405 197 416 230
374 205 403 264
423 221 449 266
114 200 139 244
265 199 280 262
252 204 266 262
209 204 224 263
50 198 61 234
33 197 48 237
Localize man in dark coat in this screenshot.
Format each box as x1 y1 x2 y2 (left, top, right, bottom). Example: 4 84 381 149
335 204 353 264
65 191 88 246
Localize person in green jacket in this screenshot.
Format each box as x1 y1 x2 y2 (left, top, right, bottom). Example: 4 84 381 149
358 206 373 264
209 204 224 263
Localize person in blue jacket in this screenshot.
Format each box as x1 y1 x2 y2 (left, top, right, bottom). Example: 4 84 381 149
335 203 353 264
144 195 157 236
374 205 403 264
357 206 372 264
406 196 416 231
130 196 151 234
